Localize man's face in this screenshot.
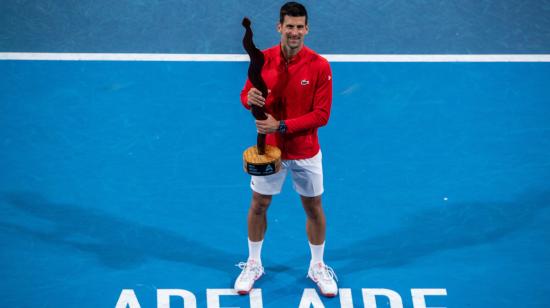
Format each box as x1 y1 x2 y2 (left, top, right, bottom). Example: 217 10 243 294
278 15 309 51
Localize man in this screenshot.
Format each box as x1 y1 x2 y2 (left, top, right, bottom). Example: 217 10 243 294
235 2 338 297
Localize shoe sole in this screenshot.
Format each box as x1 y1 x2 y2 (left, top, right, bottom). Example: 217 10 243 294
236 274 263 295
309 276 337 298
321 291 337 298
316 284 337 298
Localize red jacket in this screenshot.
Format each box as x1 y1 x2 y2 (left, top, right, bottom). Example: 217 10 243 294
241 45 333 160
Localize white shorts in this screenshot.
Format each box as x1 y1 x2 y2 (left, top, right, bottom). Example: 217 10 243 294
250 151 324 197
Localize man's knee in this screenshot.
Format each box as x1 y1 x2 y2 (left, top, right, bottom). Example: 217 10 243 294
251 192 272 214
301 195 323 219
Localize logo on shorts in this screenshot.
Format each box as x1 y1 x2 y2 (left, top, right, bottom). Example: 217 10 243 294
301 79 309 86
265 165 273 173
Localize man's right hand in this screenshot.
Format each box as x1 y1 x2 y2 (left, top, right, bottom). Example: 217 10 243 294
247 87 266 108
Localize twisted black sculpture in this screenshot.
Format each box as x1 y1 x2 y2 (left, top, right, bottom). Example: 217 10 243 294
241 17 281 176
242 17 268 154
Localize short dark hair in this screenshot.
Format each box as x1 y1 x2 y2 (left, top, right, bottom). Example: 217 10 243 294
280 2 308 25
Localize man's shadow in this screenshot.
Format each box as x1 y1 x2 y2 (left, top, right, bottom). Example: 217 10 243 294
0 192 242 275
330 189 550 274
2 189 548 295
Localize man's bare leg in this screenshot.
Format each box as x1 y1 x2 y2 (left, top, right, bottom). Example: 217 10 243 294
301 195 326 245
248 191 272 241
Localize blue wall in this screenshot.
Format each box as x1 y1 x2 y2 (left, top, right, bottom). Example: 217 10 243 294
1 0 550 53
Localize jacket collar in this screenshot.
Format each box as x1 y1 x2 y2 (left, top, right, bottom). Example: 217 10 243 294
279 44 308 64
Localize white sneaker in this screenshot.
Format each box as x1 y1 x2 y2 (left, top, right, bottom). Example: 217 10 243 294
234 259 264 295
307 262 338 297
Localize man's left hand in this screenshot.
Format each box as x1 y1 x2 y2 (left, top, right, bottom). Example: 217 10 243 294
256 114 280 134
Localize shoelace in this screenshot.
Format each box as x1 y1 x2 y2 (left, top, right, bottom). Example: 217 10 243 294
310 264 338 282
236 262 264 280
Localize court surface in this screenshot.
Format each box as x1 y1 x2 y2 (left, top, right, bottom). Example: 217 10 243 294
1 60 549 307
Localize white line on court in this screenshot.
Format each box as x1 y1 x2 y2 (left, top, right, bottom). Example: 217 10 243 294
1 52 550 62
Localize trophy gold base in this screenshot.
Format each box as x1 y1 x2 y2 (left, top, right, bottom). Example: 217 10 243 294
243 145 282 176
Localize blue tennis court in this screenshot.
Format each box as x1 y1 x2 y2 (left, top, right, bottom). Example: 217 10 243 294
1 1 550 307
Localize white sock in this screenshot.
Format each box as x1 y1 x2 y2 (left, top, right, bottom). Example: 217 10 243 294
248 238 263 265
309 241 325 266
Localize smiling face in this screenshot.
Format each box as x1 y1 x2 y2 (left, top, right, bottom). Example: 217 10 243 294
278 15 309 57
